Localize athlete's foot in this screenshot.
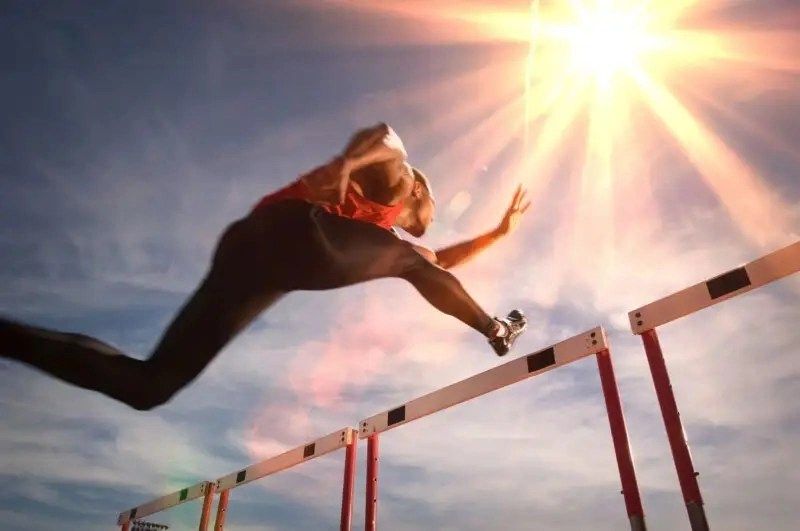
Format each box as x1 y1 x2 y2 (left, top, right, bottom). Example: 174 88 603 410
488 309 527 357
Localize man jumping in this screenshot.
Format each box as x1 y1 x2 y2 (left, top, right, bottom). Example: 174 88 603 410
0 123 529 411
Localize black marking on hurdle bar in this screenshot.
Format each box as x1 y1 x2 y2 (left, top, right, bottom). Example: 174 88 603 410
387 405 406 426
527 347 556 373
236 470 247 484
179 488 188 501
706 266 751 300
130 508 138 519
303 443 316 458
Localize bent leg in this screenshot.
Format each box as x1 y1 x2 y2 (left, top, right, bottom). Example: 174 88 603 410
1 318 151 405
0 278 281 410
0 217 285 410
144 273 284 409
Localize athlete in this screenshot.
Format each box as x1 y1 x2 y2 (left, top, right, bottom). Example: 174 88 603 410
0 123 530 411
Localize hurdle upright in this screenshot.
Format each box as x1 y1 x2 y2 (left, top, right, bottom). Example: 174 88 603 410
359 326 646 530
629 240 800 531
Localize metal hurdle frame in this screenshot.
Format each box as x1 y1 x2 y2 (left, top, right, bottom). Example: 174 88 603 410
117 481 216 531
358 326 646 531
117 427 358 531
212 427 358 531
628 240 800 531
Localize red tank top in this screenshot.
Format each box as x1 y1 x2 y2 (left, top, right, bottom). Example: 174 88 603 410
253 178 403 230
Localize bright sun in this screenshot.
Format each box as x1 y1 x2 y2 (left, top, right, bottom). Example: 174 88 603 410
340 0 797 256
515 0 794 259
567 8 650 85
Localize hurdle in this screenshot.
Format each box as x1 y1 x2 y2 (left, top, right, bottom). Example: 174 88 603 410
628 240 800 531
117 427 358 530
211 427 358 530
117 481 216 531
358 326 646 530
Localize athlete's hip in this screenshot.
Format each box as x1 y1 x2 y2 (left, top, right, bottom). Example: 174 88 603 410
210 199 419 291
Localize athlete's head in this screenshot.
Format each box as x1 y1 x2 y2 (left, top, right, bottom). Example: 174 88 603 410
402 167 435 237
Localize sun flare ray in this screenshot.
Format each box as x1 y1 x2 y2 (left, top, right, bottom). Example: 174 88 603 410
631 68 792 247
325 0 799 255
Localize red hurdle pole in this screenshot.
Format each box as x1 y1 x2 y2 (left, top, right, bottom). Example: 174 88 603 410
340 437 358 531
596 348 646 531
365 434 380 531
198 482 217 531
641 329 708 531
213 489 230 530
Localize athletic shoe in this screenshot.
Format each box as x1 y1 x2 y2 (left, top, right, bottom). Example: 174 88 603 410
488 309 527 357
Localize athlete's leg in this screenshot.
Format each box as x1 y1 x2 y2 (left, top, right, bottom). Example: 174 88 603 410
397 260 496 334
0 217 284 410
294 207 497 336
298 211 528 354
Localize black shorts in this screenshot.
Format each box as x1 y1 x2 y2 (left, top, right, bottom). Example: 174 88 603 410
215 200 429 292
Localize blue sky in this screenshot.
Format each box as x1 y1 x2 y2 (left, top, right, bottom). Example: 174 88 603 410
1 1 799 530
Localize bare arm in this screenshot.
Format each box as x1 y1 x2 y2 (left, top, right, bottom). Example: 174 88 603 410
343 123 407 176
423 185 532 269
434 228 505 269
409 231 500 270
302 123 409 204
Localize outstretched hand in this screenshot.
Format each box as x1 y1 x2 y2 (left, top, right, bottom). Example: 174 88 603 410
496 184 531 236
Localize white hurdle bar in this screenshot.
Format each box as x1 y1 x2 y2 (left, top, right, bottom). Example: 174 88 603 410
117 481 215 531
212 427 358 531
627 240 800 531
359 327 646 531
630 240 800 333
